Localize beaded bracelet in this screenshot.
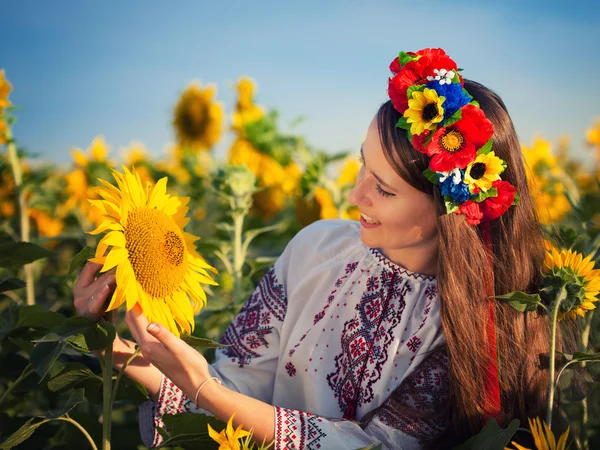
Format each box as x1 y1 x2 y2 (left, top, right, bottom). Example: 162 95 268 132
194 376 222 405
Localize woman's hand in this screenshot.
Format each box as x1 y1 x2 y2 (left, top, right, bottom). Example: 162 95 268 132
125 307 212 404
73 262 116 320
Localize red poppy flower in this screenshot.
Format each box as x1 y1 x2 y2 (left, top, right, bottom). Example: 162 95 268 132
388 68 420 113
457 200 483 225
414 48 459 81
480 180 517 221
412 129 431 154
425 104 494 172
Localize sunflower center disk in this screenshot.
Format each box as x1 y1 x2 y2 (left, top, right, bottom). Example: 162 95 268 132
422 102 440 122
441 130 464 153
469 162 487 180
125 208 187 299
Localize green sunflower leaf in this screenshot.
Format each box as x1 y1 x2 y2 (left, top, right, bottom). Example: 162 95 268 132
452 418 519 450
0 278 26 293
443 109 462 127
423 168 439 185
406 84 425 100
395 116 410 131
181 334 229 349
493 291 544 313
477 138 493 156
67 246 95 276
472 187 498 203
0 418 50 450
0 242 53 269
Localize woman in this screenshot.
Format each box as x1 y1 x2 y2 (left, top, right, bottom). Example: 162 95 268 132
74 49 552 449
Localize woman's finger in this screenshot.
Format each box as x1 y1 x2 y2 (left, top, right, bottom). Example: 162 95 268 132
74 261 102 290
88 278 115 316
125 307 154 346
146 322 179 353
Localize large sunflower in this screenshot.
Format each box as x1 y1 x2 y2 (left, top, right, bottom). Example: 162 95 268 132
88 167 217 337
542 248 600 320
463 150 505 193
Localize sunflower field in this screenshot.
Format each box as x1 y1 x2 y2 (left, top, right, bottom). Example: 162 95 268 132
1 67 600 450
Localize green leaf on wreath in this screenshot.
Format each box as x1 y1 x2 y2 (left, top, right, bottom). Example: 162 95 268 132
472 187 498 203
512 191 520 206
423 168 440 185
395 115 410 131
443 109 462 127
494 291 544 313
444 195 460 214
477 138 493 156
406 84 425 101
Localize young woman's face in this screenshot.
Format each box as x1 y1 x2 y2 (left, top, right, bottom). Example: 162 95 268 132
348 118 439 270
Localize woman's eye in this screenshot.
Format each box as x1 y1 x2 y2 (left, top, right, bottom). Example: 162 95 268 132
376 184 394 198
358 155 365 165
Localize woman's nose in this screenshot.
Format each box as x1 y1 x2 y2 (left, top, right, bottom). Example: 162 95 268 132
348 179 370 208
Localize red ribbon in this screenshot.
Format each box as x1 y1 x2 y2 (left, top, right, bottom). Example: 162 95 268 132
481 221 501 421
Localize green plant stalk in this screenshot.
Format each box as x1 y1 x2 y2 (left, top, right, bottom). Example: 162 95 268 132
0 363 33 408
57 416 99 450
111 347 141 402
546 284 567 428
5 127 35 305
579 311 594 450
232 212 245 306
102 344 113 450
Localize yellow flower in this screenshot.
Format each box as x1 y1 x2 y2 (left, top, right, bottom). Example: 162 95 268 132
0 70 12 110
28 208 64 238
71 136 110 168
337 159 360 187
403 88 445 136
543 248 600 320
587 119 600 148
173 82 224 151
123 142 148 166
207 413 250 450
87 167 218 337
0 118 7 146
463 151 505 193
521 138 570 224
232 77 264 132
505 417 569 450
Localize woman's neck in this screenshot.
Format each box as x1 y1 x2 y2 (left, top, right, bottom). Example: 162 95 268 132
379 240 438 277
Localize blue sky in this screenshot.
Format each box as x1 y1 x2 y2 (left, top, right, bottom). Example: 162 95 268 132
2 0 599 166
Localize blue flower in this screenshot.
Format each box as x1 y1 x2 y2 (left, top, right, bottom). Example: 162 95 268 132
438 169 472 203
427 82 472 122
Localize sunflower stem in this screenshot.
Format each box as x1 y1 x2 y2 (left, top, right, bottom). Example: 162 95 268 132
232 212 245 306
102 342 113 450
5 126 35 305
0 363 33 408
57 416 99 450
546 284 567 428
579 311 593 450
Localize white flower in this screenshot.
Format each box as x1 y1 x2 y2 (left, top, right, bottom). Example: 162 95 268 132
426 68 456 85
438 168 462 184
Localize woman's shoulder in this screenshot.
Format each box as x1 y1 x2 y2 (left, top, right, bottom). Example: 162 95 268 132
287 219 361 259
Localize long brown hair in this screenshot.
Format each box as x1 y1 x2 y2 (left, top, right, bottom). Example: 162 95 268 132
376 80 553 446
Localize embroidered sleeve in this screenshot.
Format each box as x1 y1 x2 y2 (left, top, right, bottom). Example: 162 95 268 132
139 258 290 447
273 352 450 450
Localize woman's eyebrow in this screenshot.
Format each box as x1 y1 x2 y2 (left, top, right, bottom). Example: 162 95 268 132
360 145 398 193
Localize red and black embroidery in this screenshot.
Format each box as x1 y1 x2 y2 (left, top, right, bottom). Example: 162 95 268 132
219 268 287 367
275 406 327 450
326 269 410 419
375 351 450 442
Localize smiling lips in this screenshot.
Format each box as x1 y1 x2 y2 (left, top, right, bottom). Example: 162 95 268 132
360 212 381 226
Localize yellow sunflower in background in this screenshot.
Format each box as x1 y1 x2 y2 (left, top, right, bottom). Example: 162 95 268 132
542 248 600 320
403 88 445 135
587 119 600 151
88 167 218 337
173 82 224 151
464 151 505 193
0 69 12 145
232 77 264 132
522 137 571 224
506 417 569 450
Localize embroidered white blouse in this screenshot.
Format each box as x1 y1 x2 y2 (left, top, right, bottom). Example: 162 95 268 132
139 219 449 449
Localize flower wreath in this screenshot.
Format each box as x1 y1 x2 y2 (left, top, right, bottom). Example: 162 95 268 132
388 48 519 226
